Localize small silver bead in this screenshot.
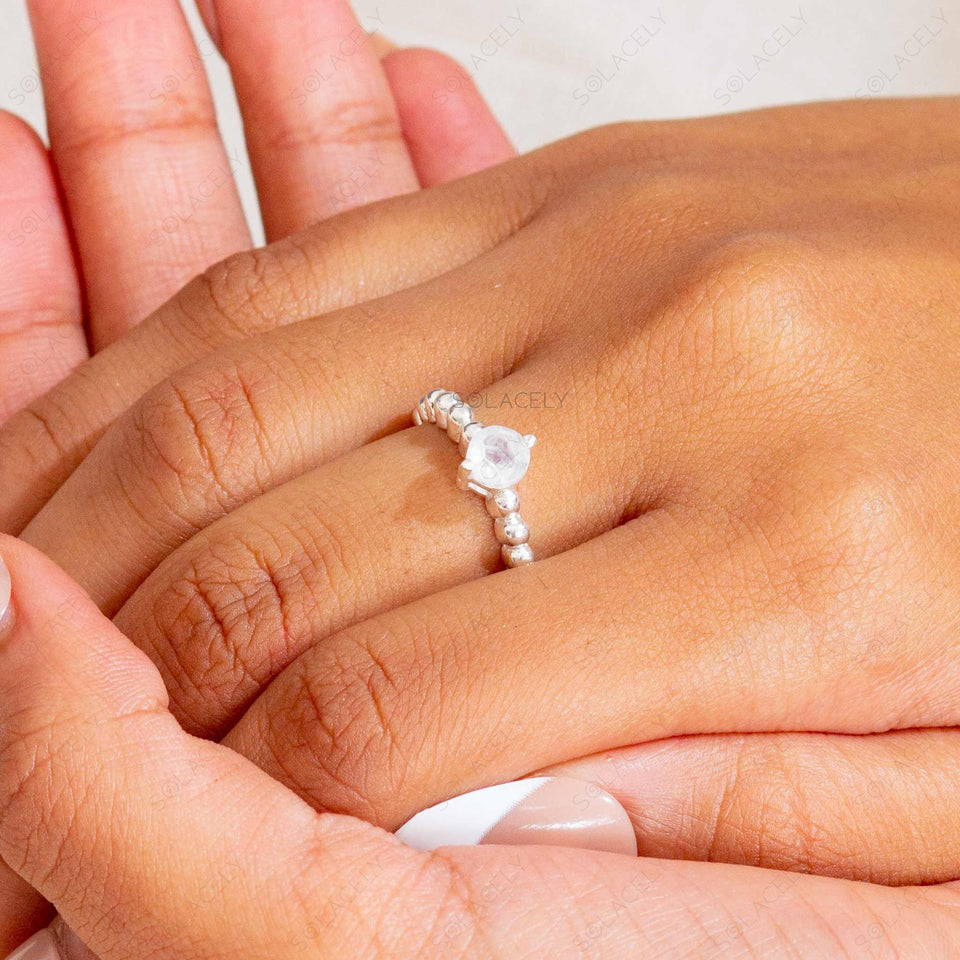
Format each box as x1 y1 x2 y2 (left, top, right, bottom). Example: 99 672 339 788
486 489 520 518
458 421 484 456
425 389 445 422
495 512 529 546
502 543 534 567
434 392 460 429
446 402 474 442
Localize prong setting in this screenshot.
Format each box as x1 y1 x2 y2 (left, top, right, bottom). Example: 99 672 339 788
415 389 536 568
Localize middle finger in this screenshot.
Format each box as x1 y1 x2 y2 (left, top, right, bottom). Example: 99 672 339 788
0 145 566 536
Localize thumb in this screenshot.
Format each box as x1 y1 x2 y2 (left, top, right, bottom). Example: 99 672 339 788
0 537 433 959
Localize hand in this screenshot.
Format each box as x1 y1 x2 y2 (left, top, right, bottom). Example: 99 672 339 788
0 0 512 948
4 96 960 913
1 538 958 959
0 0 513 423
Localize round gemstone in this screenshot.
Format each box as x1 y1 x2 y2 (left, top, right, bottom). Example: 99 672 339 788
466 425 531 490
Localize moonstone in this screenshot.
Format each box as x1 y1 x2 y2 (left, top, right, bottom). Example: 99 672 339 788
466 425 531 490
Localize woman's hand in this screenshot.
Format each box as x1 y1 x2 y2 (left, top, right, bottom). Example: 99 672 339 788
0 0 513 948
1 537 959 960
0 0 513 422
4 96 960 903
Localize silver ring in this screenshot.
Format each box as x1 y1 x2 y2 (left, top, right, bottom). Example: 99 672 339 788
413 389 537 568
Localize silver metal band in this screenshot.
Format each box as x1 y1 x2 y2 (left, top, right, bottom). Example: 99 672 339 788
413 389 536 568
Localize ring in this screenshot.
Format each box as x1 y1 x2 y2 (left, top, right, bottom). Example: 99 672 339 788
413 389 537 567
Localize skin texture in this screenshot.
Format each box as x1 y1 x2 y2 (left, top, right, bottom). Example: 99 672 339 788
2 536 960 958
0 91 959 958
0 0 514 952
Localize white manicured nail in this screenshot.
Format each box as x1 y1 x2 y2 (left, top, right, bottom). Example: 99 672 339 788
0 552 10 628
395 777 637 856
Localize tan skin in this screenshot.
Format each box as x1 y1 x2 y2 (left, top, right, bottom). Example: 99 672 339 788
1 96 960 956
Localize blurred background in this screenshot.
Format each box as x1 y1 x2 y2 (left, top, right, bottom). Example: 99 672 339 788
2 0 957 241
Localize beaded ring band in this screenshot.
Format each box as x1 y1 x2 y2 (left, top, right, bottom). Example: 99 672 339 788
413 389 536 568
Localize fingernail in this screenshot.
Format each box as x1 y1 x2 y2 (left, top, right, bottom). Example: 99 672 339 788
0 552 11 631
4 930 62 960
395 777 637 856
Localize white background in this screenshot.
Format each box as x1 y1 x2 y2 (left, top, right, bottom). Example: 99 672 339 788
1 0 957 241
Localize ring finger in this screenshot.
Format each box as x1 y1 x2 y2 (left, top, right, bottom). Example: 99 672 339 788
0 148 552 538
110 360 651 736
18 231 601 614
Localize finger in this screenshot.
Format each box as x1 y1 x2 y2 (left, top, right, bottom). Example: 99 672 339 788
0 535 428 959
6 537 940 960
539 729 960 885
381 48 516 186
112 367 629 735
0 111 86 424
20 284 530 613
26 0 251 347
21 196 606 615
224 507 960 833
0 145 564 536
208 0 418 240
1 544 958 960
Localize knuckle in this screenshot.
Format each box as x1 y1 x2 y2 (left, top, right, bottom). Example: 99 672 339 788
171 233 347 345
824 470 905 561
702 232 813 305
132 540 290 737
128 510 359 736
58 95 218 158
675 232 826 373
717 738 814 868
265 633 415 823
180 245 300 336
753 460 919 672
120 360 270 518
802 468 909 610
267 99 402 153
714 738 864 877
